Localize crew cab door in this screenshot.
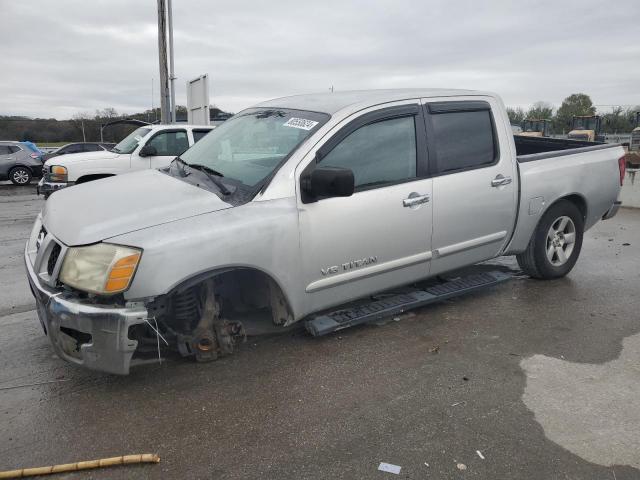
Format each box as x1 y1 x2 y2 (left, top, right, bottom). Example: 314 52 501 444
134 129 189 170
423 99 518 275
297 103 433 314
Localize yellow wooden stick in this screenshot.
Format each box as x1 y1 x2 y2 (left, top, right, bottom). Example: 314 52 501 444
0 454 160 479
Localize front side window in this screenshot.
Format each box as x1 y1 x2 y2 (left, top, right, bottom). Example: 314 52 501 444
320 116 417 189
179 108 329 187
65 144 83 154
146 130 188 156
0 146 11 155
192 129 212 143
112 127 151 154
430 109 496 173
84 144 102 152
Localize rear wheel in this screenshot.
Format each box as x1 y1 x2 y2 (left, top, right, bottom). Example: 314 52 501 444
9 166 32 185
516 200 584 279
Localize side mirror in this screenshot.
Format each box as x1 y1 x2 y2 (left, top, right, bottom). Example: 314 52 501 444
139 144 157 157
301 166 355 203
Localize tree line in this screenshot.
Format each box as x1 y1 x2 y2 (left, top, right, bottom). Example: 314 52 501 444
0 106 232 144
507 93 640 134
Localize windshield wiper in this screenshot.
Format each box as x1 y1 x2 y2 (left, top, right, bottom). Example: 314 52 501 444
187 163 231 195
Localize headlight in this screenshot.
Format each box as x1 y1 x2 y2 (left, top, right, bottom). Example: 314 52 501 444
59 243 142 295
49 165 67 182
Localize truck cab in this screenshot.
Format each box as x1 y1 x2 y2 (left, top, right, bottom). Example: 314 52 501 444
568 115 603 142
518 118 551 137
38 124 214 197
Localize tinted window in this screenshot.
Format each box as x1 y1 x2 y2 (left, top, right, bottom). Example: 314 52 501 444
147 130 189 156
9 146 21 153
431 109 496 173
0 146 11 155
65 144 83 154
84 144 103 152
192 129 212 143
320 116 416 189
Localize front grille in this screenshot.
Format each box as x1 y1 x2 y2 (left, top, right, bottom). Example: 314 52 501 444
47 243 61 276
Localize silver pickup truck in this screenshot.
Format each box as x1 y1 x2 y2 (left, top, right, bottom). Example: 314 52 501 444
25 89 625 374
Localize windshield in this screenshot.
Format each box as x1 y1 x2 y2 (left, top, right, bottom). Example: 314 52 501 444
523 120 545 132
112 127 151 154
179 108 329 187
573 117 598 131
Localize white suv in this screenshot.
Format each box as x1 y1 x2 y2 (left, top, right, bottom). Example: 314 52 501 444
38 124 214 197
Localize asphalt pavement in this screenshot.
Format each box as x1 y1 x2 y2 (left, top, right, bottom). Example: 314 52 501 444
1 182 639 479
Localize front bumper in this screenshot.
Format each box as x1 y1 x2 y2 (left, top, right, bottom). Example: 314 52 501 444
37 177 71 196
25 243 148 375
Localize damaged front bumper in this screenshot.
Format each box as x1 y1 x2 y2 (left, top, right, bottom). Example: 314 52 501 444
25 245 148 375
37 177 71 197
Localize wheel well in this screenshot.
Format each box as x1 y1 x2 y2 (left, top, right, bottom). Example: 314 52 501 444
76 174 113 184
9 165 32 173
557 194 587 220
160 268 295 330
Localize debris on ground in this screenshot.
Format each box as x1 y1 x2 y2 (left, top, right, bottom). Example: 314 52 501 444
622 243 630 246
0 454 160 479
457 463 467 470
476 450 485 460
428 345 440 354
378 462 401 475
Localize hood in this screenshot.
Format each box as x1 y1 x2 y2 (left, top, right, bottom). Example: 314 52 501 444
44 150 122 167
43 169 233 246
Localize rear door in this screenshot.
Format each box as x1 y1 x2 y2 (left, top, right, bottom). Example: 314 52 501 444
297 103 434 314
0 145 17 177
424 98 518 275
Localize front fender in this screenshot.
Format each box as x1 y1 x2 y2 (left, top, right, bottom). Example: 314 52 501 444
109 198 307 320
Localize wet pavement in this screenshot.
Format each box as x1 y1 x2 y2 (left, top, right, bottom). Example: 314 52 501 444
1 182 639 479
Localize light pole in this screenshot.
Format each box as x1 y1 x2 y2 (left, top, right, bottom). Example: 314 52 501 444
157 0 170 124
167 0 176 123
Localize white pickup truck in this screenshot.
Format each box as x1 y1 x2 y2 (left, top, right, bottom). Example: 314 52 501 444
25 89 625 374
37 124 214 197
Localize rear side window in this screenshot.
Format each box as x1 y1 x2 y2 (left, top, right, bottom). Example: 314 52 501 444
429 106 497 174
192 129 212 143
0 146 11 155
320 116 417 189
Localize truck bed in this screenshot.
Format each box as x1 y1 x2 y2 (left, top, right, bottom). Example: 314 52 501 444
515 135 619 161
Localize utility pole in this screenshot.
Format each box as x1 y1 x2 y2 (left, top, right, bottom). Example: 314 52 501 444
167 0 176 123
157 0 170 124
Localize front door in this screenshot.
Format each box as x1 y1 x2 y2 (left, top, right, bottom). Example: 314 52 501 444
136 129 189 170
297 104 434 314
424 99 518 275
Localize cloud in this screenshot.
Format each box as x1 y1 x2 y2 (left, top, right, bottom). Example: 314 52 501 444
1 0 639 118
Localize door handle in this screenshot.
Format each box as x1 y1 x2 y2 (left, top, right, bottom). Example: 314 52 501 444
491 174 512 187
403 193 430 207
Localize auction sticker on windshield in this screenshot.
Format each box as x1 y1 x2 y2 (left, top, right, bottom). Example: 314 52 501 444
283 118 319 130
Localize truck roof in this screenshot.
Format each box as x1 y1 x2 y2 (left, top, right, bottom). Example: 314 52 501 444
256 88 493 115
143 124 213 132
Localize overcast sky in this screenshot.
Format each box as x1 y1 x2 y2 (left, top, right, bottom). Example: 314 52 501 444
1 0 638 119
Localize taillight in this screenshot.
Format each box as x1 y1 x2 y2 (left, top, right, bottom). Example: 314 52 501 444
618 156 626 186
30 153 39 159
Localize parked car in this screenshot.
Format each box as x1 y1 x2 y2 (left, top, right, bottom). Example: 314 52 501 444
20 141 45 162
38 125 213 197
0 141 44 185
42 142 116 161
25 89 625 374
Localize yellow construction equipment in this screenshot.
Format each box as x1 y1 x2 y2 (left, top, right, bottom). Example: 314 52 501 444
567 115 603 142
518 118 551 137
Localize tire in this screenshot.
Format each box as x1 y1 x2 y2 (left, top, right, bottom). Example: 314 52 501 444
9 166 32 185
516 200 584 279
